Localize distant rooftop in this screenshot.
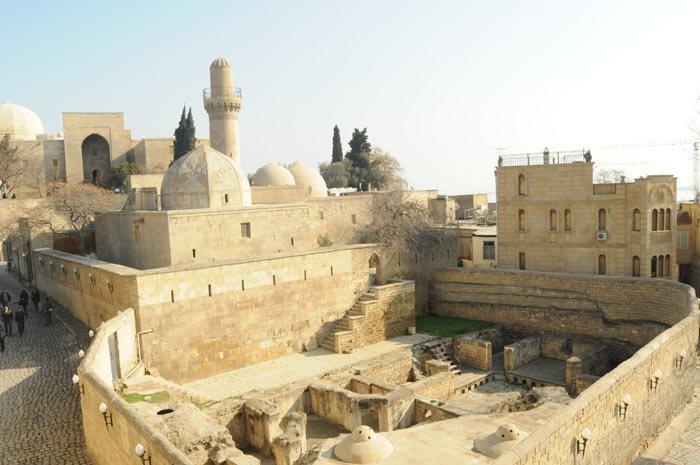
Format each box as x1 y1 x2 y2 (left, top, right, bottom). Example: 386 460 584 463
498 148 590 167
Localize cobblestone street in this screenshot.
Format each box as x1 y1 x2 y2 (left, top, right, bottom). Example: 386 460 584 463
0 265 92 465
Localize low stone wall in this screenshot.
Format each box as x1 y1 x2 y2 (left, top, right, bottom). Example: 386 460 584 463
504 337 541 371
493 311 699 465
77 309 191 465
430 267 696 347
308 382 388 431
454 334 492 371
355 280 416 347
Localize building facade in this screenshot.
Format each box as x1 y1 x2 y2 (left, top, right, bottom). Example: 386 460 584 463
496 153 677 278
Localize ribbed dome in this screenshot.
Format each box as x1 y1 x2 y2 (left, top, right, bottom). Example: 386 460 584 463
210 57 231 68
287 161 328 198
251 163 296 186
0 102 44 141
161 145 251 210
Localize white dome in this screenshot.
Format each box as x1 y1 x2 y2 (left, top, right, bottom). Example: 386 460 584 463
251 163 296 186
287 161 328 198
0 102 44 141
161 145 251 210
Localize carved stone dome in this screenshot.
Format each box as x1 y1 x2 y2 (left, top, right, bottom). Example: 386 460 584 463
161 145 251 210
334 426 394 464
287 161 328 198
0 102 44 141
210 57 231 68
251 163 296 186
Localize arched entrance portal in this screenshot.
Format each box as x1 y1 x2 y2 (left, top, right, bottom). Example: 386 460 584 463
81 134 111 186
368 253 382 286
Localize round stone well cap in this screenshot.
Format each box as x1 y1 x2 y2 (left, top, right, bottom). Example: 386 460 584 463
334 426 394 464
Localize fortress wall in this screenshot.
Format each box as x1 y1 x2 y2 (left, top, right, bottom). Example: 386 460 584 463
430 267 695 347
77 309 191 465
494 312 698 465
33 249 138 329
135 245 380 382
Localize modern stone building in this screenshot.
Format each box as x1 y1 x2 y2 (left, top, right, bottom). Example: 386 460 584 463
496 150 677 278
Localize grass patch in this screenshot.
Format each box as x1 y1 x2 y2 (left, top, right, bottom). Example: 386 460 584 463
120 391 171 404
416 315 492 337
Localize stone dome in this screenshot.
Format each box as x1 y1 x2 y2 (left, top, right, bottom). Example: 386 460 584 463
251 163 296 186
287 161 328 198
161 145 251 210
334 426 394 464
474 423 527 459
211 57 231 68
0 102 44 141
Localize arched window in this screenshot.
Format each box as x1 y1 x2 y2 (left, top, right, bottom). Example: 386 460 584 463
518 209 526 231
518 174 526 195
651 256 657 277
652 209 658 231
665 208 671 230
598 208 606 230
632 208 641 231
564 209 572 231
658 255 665 277
665 254 671 277
598 255 606 275
549 209 558 231
659 209 665 232
632 255 640 277
518 252 526 270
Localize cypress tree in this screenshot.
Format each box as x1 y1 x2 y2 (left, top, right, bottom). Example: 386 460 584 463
185 107 196 153
331 125 343 163
173 106 187 160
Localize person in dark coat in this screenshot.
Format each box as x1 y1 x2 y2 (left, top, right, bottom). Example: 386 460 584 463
2 306 13 336
44 299 54 326
0 322 5 352
19 290 29 320
31 289 41 313
14 306 25 338
0 289 11 307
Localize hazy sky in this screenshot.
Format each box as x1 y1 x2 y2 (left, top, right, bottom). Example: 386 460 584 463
3 1 700 197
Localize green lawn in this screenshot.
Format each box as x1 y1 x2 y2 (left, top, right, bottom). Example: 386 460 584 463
416 315 492 337
120 391 171 404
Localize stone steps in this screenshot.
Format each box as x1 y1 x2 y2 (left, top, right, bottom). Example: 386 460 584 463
320 291 377 353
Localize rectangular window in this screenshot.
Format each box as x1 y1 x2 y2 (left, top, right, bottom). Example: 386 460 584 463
241 222 251 238
273 275 277 285
319 211 324 220
304 269 307 281
170 290 175 303
677 231 689 249
330 266 334 276
192 249 196 258
133 224 141 243
290 237 294 246
483 241 495 260
241 279 245 291
224 193 229 203
351 214 357 225
208 284 212 297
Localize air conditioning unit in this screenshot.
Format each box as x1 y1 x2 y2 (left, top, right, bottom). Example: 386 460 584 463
596 230 608 240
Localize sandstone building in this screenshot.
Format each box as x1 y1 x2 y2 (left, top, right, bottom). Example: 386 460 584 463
496 150 678 278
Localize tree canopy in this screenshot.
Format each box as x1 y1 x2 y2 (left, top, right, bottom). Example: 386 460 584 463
331 125 343 163
174 106 196 160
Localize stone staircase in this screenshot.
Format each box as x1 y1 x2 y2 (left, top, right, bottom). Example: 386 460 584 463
426 340 462 376
320 291 378 353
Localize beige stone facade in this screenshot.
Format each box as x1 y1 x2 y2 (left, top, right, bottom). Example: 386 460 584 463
496 158 677 278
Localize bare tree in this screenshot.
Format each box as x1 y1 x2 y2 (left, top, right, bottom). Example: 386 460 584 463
593 168 626 184
0 135 45 197
28 183 125 254
359 190 455 258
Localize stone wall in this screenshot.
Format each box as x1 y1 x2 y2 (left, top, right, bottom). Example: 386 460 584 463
453 334 492 371
430 267 695 348
504 337 541 371
493 311 699 465
77 309 191 465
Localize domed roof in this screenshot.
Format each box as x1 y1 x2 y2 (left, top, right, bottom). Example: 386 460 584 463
0 102 44 141
251 163 296 186
287 161 328 198
161 145 251 210
210 57 231 68
334 426 394 464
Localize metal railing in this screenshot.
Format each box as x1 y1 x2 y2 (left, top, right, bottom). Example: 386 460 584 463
499 149 589 167
202 87 242 103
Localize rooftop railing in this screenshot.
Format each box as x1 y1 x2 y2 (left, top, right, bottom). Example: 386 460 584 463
202 86 242 104
498 149 590 167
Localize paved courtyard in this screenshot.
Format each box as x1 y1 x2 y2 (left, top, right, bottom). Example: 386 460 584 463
0 265 92 465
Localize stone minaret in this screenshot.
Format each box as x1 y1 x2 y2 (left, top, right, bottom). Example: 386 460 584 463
204 57 242 162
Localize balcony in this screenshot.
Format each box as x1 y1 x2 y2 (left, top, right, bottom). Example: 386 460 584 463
498 150 589 167
202 86 242 105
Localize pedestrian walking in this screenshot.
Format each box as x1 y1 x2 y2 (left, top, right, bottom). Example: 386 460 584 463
2 306 13 336
19 289 29 318
0 289 11 307
15 306 25 338
31 288 41 313
0 321 5 352
44 299 54 326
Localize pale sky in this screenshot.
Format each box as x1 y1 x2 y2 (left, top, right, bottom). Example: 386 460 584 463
3 1 700 198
